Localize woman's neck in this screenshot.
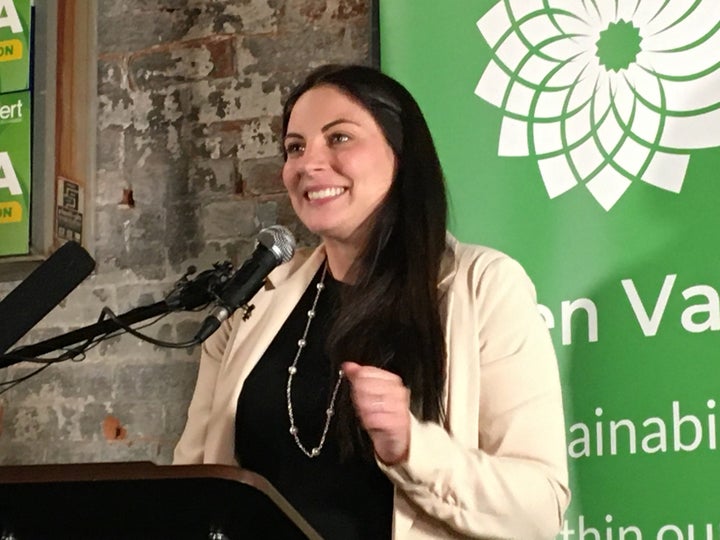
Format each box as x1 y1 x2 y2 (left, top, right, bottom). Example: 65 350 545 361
323 239 361 284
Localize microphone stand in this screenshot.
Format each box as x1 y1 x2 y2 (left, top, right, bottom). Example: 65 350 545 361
0 262 234 370
0 302 173 368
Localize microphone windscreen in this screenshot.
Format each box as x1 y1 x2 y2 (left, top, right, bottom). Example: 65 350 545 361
0 241 96 354
257 225 296 264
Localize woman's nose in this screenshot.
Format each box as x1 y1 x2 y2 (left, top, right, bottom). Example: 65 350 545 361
298 141 330 173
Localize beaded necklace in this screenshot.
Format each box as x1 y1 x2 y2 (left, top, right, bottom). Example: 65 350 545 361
285 262 344 458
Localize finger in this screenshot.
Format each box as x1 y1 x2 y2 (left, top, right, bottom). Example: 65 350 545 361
350 379 406 403
341 361 362 379
354 365 401 381
342 363 402 385
360 397 410 431
353 386 408 417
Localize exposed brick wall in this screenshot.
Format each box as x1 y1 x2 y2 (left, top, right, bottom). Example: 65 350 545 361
0 0 370 465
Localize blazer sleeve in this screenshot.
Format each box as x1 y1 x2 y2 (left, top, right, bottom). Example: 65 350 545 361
172 316 234 464
379 255 570 539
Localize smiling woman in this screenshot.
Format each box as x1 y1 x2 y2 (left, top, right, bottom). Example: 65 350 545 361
174 64 570 540
281 84 396 281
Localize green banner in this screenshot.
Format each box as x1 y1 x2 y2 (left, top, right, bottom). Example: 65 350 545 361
381 0 720 536
0 0 31 94
0 89 30 255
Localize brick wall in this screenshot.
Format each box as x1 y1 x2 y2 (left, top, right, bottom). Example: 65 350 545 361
0 0 370 465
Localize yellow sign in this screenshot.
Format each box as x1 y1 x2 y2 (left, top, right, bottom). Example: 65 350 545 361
0 201 21 223
0 38 22 62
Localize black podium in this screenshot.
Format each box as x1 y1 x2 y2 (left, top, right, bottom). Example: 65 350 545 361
0 461 321 539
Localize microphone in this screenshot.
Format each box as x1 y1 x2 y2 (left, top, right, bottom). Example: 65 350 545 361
194 225 296 342
0 241 96 355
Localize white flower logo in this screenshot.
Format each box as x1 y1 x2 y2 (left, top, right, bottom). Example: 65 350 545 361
475 1 720 210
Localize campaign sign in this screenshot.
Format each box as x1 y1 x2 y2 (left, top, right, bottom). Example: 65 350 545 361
0 89 30 255
0 0 31 94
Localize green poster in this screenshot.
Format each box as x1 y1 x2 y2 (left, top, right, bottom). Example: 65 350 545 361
381 0 720 536
0 89 30 255
0 0 31 93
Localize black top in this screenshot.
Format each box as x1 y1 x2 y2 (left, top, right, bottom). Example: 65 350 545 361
235 266 393 539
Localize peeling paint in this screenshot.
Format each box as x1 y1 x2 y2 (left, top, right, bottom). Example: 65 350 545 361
167 124 181 158
11 384 96 443
122 219 133 248
13 407 50 441
133 145 153 168
190 79 282 124
98 94 133 130
133 91 155 132
163 93 183 123
237 118 279 157
207 136 222 159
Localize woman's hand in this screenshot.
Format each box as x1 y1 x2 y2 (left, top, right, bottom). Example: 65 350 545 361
342 361 411 465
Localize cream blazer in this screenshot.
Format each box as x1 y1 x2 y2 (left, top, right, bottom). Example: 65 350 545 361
174 235 570 539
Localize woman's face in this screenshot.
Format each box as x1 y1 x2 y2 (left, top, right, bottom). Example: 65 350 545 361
282 85 396 247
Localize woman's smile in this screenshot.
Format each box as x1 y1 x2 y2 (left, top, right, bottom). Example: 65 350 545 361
306 186 348 202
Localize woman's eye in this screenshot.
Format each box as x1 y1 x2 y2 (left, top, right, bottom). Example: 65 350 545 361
328 133 350 145
285 141 304 155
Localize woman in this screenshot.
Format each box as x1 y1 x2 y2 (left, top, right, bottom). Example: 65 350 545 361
174 64 570 539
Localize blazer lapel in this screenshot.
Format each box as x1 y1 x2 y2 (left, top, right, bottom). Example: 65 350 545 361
207 245 327 463
221 244 327 384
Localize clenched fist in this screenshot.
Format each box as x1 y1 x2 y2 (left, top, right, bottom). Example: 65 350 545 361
342 361 411 465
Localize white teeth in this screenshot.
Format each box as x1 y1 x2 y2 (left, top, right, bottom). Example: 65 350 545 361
307 187 346 200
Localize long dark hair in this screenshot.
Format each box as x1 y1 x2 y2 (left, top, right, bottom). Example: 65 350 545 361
282 65 448 458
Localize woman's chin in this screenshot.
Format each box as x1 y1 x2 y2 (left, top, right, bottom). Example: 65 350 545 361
305 221 348 240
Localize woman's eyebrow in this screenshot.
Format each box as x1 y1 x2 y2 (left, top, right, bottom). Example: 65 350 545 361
322 118 360 131
285 118 360 140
